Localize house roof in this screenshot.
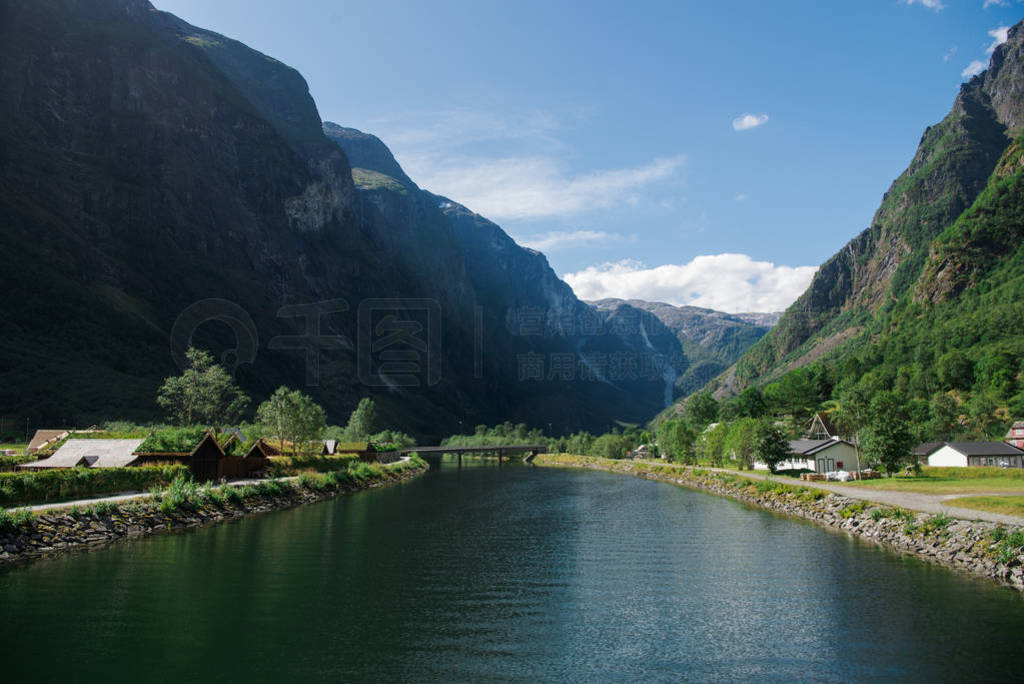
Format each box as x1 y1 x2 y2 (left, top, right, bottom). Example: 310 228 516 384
1010 421 1024 430
788 438 852 456
27 429 70 452
21 438 144 469
946 442 1024 457
244 440 274 459
807 413 837 437
913 442 945 457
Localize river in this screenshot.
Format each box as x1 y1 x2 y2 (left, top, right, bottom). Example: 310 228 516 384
2 459 1023 681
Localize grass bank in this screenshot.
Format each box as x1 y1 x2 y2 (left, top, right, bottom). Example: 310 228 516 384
842 466 1024 494
0 457 428 561
951 496 1024 518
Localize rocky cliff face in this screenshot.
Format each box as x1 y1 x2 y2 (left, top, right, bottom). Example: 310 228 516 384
719 21 1024 395
324 124 685 428
0 0 682 435
591 299 776 398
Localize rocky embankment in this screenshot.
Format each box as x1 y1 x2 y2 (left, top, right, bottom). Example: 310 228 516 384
0 460 427 564
535 455 1024 592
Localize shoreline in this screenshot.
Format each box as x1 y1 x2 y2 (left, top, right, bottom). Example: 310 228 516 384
0 459 427 566
534 454 1024 593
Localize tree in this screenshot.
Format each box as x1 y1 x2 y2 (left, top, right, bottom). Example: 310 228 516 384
861 392 915 477
700 422 729 466
937 351 974 391
256 387 326 455
591 433 629 459
734 387 767 419
756 422 790 474
725 417 759 469
928 391 962 441
157 347 249 428
656 418 697 463
685 392 719 430
342 398 377 442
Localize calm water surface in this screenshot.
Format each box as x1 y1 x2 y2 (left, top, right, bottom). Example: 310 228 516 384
2 459 1023 681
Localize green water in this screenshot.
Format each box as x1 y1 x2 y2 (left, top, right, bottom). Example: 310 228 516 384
2 459 1023 681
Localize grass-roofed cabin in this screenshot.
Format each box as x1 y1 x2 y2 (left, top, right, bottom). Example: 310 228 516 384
134 429 249 482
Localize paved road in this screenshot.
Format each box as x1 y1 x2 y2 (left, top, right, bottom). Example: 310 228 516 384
640 461 1024 527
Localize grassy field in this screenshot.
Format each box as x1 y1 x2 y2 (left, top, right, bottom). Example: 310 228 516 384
843 466 1024 494
949 496 1024 517
0 443 27 452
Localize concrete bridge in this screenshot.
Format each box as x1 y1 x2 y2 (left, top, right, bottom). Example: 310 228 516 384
398 444 547 466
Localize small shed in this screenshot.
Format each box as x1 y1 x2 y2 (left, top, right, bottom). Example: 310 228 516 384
322 439 338 456
928 442 1024 468
242 440 273 477
18 439 144 470
187 432 247 481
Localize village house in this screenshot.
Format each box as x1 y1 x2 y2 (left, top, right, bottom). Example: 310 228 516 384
913 442 945 462
1006 421 1024 450
927 442 1024 468
754 437 859 474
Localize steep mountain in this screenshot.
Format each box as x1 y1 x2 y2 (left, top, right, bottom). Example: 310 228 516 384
323 125 684 429
689 20 1024 438
590 299 778 397
0 0 680 436
704 21 1024 400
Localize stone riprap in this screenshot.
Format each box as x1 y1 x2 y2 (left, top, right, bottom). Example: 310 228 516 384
0 461 427 564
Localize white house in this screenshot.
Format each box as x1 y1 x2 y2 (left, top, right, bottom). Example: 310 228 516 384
927 442 1024 468
754 437 859 473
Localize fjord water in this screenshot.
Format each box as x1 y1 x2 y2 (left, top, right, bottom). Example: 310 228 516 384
2 462 1023 681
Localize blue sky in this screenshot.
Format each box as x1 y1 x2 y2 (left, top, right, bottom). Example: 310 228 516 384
157 0 1024 312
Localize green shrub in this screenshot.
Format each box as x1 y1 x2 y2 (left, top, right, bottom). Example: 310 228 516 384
922 512 953 533
0 465 189 507
0 506 33 530
840 501 870 518
157 475 198 513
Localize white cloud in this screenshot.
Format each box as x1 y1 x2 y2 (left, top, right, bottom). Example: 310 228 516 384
984 0 1009 8
987 25 1010 53
518 230 635 252
943 46 957 62
562 254 817 313
362 108 685 221
732 113 769 131
904 0 945 10
734 193 748 202
411 154 684 221
962 59 987 78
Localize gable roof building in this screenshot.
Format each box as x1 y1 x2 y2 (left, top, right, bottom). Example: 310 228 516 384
928 442 1024 468
1006 421 1024 449
19 438 144 470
